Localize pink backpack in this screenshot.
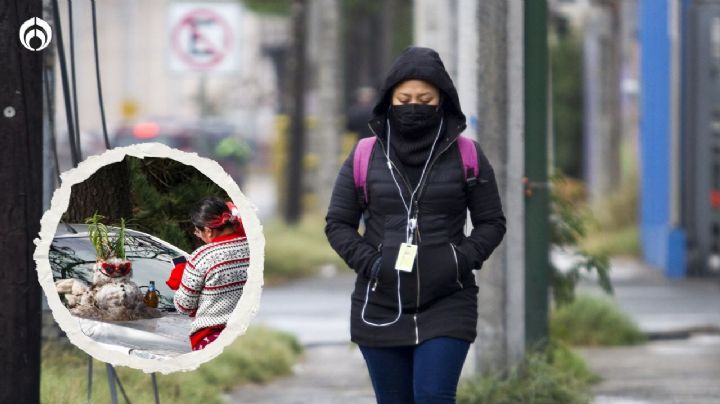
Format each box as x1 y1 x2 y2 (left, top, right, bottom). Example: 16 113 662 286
353 136 479 206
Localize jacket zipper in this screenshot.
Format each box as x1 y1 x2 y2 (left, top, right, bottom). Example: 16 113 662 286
368 122 462 345
408 139 458 345
414 222 420 344
450 243 463 289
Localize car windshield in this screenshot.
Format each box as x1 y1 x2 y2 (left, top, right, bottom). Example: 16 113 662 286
50 233 185 311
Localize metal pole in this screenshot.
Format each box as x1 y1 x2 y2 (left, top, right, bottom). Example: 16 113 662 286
198 74 209 118
284 0 307 223
86 356 93 403
112 364 132 404
106 363 119 404
151 373 160 404
523 0 550 348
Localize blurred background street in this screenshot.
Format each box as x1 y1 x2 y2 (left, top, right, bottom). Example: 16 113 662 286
4 0 720 402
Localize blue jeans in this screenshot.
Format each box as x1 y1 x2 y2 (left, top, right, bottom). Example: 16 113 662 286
359 337 471 404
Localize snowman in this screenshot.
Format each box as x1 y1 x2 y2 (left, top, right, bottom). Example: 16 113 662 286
55 216 161 321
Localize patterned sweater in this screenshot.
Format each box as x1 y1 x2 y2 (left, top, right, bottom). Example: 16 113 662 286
174 234 250 334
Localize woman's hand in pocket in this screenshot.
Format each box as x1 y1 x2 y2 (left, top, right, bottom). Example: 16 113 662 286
361 255 382 280
455 246 471 275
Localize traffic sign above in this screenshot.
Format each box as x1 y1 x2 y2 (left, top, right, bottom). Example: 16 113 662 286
168 2 241 73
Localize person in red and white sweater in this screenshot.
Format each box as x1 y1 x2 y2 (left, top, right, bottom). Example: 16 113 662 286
167 196 249 351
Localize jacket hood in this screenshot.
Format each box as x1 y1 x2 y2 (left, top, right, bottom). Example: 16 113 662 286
371 46 466 130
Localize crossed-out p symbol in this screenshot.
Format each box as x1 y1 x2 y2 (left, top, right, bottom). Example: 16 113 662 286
19 17 52 51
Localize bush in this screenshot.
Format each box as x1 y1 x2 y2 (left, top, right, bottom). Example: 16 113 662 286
582 226 640 258
582 170 640 257
457 344 597 404
592 174 638 234
551 294 645 346
41 326 302 403
264 216 348 283
550 174 612 306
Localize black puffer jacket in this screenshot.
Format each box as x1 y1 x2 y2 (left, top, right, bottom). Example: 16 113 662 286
325 47 506 347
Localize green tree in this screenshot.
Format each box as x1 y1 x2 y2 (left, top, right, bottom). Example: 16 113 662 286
127 157 229 253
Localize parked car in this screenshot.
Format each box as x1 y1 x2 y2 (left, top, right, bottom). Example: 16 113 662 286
50 223 187 310
112 120 214 156
49 223 194 357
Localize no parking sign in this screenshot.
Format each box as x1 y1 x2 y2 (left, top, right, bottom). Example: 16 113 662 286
168 2 242 73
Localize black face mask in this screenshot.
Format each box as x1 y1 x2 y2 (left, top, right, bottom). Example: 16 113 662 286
391 103 442 136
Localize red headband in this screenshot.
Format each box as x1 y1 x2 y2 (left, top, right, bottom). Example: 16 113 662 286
205 201 246 237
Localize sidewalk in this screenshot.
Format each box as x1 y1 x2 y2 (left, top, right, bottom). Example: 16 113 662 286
228 344 375 404
575 257 720 403
227 270 375 403
229 257 720 403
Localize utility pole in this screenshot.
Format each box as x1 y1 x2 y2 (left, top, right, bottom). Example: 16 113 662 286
315 0 341 209
475 0 527 373
584 0 622 203
284 0 307 224
0 0 44 402
524 0 550 348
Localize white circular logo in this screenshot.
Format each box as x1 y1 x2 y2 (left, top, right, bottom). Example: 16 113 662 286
19 17 52 51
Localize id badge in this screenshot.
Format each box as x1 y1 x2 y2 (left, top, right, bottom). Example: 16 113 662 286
395 243 417 272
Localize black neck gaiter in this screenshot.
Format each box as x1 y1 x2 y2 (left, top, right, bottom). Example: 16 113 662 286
389 104 444 166
388 105 446 186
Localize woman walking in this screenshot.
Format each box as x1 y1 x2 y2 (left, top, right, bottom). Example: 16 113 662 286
169 196 249 351
325 47 506 403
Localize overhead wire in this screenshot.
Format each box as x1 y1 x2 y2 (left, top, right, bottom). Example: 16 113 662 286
50 0 80 166
90 0 110 149
42 67 61 181
68 0 82 159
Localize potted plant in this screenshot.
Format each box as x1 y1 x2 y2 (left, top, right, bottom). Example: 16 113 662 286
86 213 135 283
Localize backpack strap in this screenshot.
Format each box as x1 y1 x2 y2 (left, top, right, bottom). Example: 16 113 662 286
457 136 479 188
353 137 377 208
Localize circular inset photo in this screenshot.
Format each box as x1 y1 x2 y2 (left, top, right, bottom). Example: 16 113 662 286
33 143 264 373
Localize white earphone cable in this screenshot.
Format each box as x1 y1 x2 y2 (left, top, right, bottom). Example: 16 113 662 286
360 115 443 327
